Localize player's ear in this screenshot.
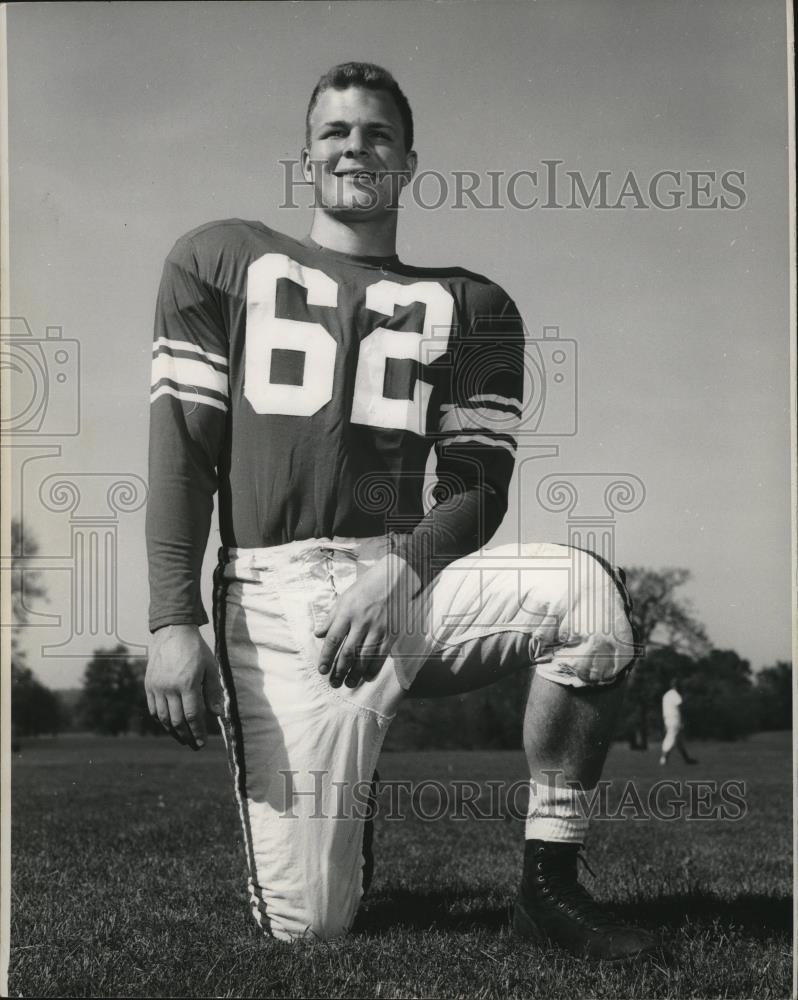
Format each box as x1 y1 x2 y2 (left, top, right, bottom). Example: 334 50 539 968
300 147 313 183
398 150 417 193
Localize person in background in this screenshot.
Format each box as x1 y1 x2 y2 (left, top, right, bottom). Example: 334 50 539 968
660 678 698 765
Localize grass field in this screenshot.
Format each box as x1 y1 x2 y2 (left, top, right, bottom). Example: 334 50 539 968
8 731 793 998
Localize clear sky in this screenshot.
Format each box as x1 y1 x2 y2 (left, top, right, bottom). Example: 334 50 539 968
5 0 792 688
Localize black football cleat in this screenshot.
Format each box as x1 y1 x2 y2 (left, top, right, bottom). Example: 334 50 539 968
513 840 657 962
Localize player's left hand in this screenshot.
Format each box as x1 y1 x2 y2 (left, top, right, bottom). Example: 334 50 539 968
314 553 421 688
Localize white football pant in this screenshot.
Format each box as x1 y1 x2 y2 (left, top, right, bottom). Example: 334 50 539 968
213 535 637 942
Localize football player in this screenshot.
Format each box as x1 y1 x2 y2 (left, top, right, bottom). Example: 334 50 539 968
145 62 655 961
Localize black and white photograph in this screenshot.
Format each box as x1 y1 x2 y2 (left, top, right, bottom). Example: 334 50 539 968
1 2 794 997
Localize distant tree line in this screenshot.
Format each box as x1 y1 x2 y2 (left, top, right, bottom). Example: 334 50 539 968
12 663 63 737
616 566 790 747
384 649 790 752
616 648 790 746
12 639 789 748
9 517 792 748
9 518 164 741
12 643 222 739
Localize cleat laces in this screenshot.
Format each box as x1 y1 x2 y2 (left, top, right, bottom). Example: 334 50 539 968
536 846 622 933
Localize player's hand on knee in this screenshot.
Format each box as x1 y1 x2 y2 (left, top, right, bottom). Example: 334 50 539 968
314 602 364 687
145 624 222 750
314 554 418 688
318 620 389 688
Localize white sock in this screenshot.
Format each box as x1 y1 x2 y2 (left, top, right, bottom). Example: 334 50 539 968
525 778 590 843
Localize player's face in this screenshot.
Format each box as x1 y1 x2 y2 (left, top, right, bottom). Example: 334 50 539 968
302 87 417 220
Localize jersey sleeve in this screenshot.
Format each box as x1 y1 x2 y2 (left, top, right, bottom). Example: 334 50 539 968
146 235 229 631
392 285 524 588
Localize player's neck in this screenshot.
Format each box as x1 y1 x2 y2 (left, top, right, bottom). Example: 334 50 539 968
308 212 398 258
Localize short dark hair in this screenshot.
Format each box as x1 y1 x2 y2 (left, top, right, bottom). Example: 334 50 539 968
305 62 414 151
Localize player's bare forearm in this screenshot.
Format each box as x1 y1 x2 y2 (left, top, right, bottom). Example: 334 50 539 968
145 623 224 750
314 552 422 688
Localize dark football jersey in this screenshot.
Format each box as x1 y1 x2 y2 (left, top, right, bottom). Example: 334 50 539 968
146 219 525 631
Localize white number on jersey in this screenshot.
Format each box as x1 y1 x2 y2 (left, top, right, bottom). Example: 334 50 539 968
245 254 454 434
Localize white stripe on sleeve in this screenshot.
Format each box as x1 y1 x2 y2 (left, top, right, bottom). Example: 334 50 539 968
440 433 517 454
465 393 522 410
150 385 228 412
152 337 228 370
151 354 229 398
439 404 521 435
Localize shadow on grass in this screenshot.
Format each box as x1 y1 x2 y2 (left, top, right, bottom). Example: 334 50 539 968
355 888 510 935
355 888 793 941
614 891 793 941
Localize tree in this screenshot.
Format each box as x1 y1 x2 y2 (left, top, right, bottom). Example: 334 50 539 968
683 648 754 740
624 567 710 656
10 517 47 629
9 518 61 743
11 662 64 737
79 644 145 735
754 660 792 731
622 567 711 750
